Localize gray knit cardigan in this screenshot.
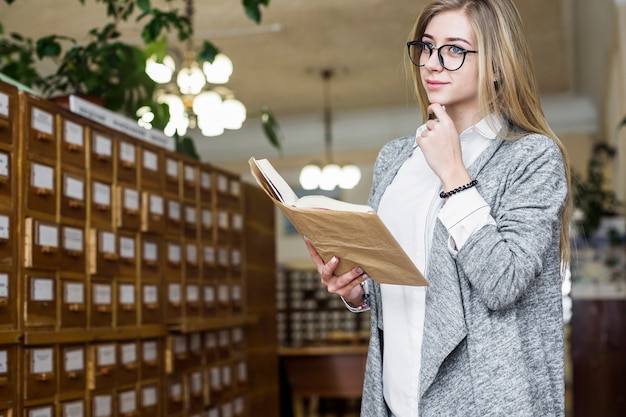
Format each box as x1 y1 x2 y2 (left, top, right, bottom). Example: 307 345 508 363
360 132 566 417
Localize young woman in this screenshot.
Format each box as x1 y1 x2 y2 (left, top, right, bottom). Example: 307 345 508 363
305 0 571 415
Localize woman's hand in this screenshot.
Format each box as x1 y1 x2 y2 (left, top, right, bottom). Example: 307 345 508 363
415 103 471 191
304 237 367 306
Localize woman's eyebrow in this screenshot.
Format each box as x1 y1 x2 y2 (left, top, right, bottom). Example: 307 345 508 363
422 33 473 47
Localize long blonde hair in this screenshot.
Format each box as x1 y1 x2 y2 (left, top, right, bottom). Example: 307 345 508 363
409 0 572 263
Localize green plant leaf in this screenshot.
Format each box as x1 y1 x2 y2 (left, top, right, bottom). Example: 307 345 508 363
137 0 151 13
243 0 270 23
198 41 219 63
35 35 63 59
260 104 283 153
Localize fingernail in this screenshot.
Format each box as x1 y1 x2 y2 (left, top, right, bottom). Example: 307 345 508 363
330 256 338 264
303 235 308 241
362 274 369 280
355 267 363 274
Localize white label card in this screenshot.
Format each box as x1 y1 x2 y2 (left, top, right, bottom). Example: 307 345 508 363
170 382 182 398
32 278 54 301
0 215 8 240
166 158 178 177
0 350 7 373
187 284 199 302
63 227 83 251
168 283 181 303
142 150 158 171
143 285 158 304
120 142 136 164
150 194 164 215
168 243 181 263
143 341 157 362
142 385 157 407
37 223 58 247
32 107 54 135
186 243 197 263
31 347 54 374
64 348 85 372
64 282 84 304
168 200 181 220
121 343 136 364
32 163 54 190
0 152 8 177
0 93 8 117
93 395 112 417
119 390 137 414
93 284 112 305
204 286 215 303
185 206 196 224
201 172 211 189
0 273 7 298
124 188 139 210
143 241 157 261
202 209 213 226
29 406 53 417
184 165 195 181
119 236 135 259
119 284 135 304
64 120 84 147
64 175 85 200
63 400 84 417
101 231 116 254
97 344 116 366
94 134 112 156
93 182 111 206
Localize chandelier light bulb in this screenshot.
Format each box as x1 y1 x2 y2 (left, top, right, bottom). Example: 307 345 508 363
319 164 341 190
157 94 186 118
198 114 225 137
203 53 233 84
145 55 175 84
339 164 362 189
192 91 222 116
299 164 322 190
176 63 206 95
221 98 247 129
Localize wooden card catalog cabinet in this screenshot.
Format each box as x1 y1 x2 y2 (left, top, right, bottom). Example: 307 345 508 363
236 361 248 389
166 282 183 322
164 157 180 196
217 246 230 277
59 345 86 393
231 283 244 315
24 219 59 269
140 282 161 325
234 396 246 417
118 342 139 383
231 212 243 245
0 83 17 145
199 168 213 204
26 102 57 159
203 331 218 363
165 240 182 279
61 225 86 274
60 399 85 417
90 392 113 417
183 162 198 201
118 233 136 277
200 206 214 241
117 280 137 326
231 327 245 354
0 150 12 203
90 343 118 389
90 280 113 327
24 346 57 399
60 278 87 328
89 229 118 276
187 369 205 411
26 159 56 216
25 274 57 328
0 345 16 403
139 383 160 417
202 284 216 317
141 192 165 234
24 404 55 417
0 212 13 265
61 169 87 222
140 339 162 380
185 282 202 318
90 179 113 226
61 118 86 169
117 140 138 185
140 237 160 279
90 131 114 179
231 248 242 277
116 185 141 231
166 375 184 416
117 388 138 417
140 147 162 190
188 333 203 364
183 203 198 239
221 363 233 396
185 241 199 279
165 198 182 236
0 270 14 327
214 171 230 201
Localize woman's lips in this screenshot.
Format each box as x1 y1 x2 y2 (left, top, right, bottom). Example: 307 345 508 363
426 80 447 90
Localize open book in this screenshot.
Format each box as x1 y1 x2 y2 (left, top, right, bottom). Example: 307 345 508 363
249 157 428 287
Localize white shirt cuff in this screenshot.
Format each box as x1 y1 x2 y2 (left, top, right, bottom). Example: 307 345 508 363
438 187 495 253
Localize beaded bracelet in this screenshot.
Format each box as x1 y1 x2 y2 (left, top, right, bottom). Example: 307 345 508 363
439 179 478 199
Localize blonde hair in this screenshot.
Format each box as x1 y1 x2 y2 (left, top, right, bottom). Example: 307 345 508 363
409 0 572 263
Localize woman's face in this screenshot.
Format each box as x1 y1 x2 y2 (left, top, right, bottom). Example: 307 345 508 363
419 10 479 117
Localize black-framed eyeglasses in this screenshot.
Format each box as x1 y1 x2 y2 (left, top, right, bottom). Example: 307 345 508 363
406 40 477 71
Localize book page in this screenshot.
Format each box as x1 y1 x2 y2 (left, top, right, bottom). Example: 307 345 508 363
253 158 298 205
294 195 374 213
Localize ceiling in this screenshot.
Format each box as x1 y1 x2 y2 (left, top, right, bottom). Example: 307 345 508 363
0 0 593 169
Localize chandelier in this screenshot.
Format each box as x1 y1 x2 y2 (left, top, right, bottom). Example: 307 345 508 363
299 69 361 190
143 0 246 137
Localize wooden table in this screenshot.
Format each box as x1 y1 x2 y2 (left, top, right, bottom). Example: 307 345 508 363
279 345 368 417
